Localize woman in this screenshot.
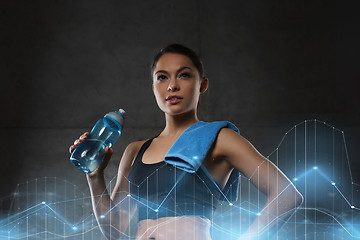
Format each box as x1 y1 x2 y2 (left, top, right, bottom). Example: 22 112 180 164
69 44 303 240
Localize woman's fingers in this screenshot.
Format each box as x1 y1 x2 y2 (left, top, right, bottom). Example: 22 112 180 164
74 132 89 144
69 145 76 154
98 146 113 169
87 146 113 177
69 132 89 154
104 146 114 161
80 132 89 139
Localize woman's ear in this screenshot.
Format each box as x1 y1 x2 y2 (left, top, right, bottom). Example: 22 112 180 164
200 78 209 94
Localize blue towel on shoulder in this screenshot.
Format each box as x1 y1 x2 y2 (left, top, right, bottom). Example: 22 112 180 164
164 121 240 201
164 121 239 172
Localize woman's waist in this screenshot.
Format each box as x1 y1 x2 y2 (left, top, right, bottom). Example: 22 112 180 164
136 216 212 240
136 200 216 222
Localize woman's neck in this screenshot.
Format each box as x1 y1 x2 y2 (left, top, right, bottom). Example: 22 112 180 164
161 110 199 138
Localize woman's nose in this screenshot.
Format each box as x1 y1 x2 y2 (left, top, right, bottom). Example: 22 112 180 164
167 78 179 91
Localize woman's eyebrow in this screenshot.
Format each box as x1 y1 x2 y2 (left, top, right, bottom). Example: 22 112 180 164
154 66 192 76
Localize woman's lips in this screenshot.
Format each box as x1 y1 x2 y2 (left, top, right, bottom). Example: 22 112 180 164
166 98 182 104
166 96 183 104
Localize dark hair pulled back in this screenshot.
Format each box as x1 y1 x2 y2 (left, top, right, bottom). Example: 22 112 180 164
151 44 206 79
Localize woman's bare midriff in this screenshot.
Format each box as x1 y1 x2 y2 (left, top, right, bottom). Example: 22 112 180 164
135 216 212 240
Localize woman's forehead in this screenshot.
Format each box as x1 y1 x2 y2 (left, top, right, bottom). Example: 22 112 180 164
154 53 196 72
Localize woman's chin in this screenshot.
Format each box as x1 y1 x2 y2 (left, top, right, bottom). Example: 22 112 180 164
164 108 197 118
164 109 184 116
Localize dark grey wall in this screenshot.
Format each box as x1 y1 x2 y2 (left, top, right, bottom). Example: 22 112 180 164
1 0 359 204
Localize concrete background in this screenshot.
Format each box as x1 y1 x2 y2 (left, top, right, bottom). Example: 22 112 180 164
0 0 359 210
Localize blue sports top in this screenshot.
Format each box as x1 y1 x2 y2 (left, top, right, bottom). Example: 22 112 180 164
127 136 238 222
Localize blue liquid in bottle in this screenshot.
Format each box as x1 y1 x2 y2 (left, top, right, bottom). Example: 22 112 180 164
70 109 125 173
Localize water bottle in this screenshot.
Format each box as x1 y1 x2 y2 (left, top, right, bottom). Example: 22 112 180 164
70 109 125 174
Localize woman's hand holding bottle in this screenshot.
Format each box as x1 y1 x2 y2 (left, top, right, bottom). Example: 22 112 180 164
69 109 124 174
69 132 114 178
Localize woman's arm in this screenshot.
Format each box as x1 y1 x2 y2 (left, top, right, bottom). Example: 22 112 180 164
70 134 139 240
216 128 303 239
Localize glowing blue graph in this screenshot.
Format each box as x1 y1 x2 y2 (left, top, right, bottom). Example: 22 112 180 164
0 120 359 239
0 178 107 239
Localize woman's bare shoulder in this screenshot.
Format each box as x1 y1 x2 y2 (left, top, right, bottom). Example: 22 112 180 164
216 128 247 147
126 140 147 152
213 128 255 160
120 139 150 167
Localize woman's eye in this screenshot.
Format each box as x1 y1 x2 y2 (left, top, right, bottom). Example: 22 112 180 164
179 72 190 79
157 75 167 80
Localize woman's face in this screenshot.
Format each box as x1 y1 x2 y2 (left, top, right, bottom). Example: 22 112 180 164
152 53 208 116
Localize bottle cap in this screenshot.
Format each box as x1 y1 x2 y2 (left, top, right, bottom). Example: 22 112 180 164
104 109 125 127
118 109 125 115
